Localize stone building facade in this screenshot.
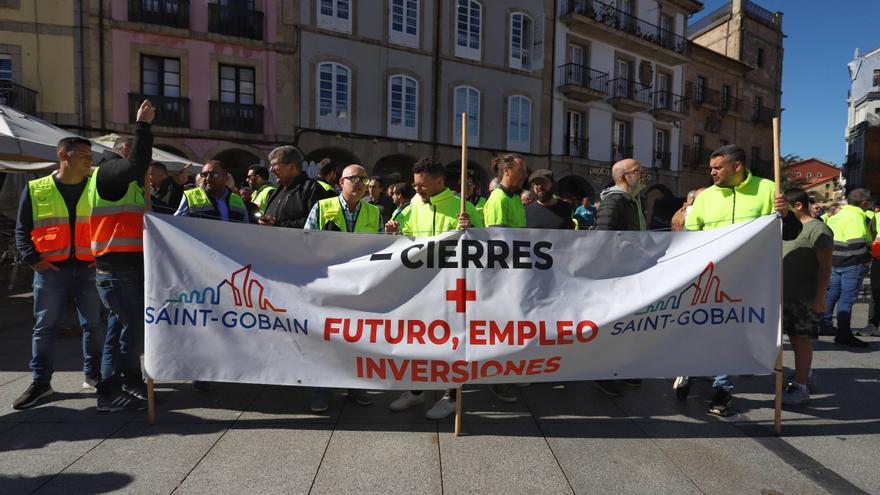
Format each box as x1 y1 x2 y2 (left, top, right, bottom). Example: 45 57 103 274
844 46 880 193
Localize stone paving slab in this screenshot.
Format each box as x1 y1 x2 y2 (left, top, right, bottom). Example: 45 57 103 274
312 423 442 495
0 422 122 495
542 421 703 495
34 422 228 495
437 422 573 495
637 421 830 495
176 424 332 495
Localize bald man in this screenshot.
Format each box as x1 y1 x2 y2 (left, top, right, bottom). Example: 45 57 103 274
304 163 379 413
591 158 647 397
594 159 646 232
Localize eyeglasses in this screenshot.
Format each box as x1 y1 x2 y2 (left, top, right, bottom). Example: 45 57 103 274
199 171 225 178
343 176 370 184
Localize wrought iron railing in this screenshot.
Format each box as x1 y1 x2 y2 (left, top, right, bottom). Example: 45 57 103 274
557 63 608 94
208 3 263 40
565 137 589 158
563 0 690 55
608 78 652 105
129 93 189 127
209 101 263 133
128 0 190 28
651 90 688 114
0 80 37 115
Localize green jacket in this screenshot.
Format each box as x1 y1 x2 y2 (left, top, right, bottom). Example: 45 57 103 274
686 171 775 231
827 204 872 267
484 186 526 228
252 183 278 213
402 188 483 236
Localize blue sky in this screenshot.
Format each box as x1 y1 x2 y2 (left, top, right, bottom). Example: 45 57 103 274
692 0 880 165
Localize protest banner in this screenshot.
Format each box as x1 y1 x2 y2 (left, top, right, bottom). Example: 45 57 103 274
144 213 781 395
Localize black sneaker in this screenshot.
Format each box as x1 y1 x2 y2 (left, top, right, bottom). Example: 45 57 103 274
593 380 622 398
12 381 53 410
97 392 147 412
490 384 518 403
122 382 148 401
673 376 690 401
834 335 869 348
708 389 732 417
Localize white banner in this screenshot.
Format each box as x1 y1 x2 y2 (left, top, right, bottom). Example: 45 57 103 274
144 213 781 389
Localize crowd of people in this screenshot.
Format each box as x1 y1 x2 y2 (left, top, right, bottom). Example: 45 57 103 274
9 100 876 420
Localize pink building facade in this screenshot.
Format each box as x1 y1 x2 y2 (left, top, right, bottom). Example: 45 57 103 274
92 0 297 179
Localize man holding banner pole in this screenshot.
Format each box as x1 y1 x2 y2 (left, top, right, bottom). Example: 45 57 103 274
304 164 380 412
384 157 482 419
684 144 788 416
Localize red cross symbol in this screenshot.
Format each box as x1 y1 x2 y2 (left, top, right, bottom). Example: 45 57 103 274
446 278 476 313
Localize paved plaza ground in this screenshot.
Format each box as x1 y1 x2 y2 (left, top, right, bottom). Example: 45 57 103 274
0 269 878 495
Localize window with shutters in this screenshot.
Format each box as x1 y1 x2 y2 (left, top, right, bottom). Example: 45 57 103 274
455 0 481 61
142 55 180 97
388 74 418 139
453 85 480 146
509 13 532 70
316 62 351 131
506 95 531 152
317 0 351 33
389 0 419 48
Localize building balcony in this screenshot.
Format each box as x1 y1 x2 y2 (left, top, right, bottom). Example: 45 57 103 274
650 90 688 122
720 95 741 114
687 83 721 110
129 93 189 128
846 152 863 166
128 0 190 29
0 80 37 115
653 150 671 170
611 143 634 161
560 0 691 65
753 104 776 125
682 145 712 168
209 101 263 134
752 157 774 176
607 78 652 113
557 64 608 102
208 3 263 40
564 136 589 159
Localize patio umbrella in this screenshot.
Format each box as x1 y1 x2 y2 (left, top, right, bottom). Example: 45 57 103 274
92 134 200 172
0 105 110 162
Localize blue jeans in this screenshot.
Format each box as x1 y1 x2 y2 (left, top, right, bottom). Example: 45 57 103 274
95 265 144 394
30 262 105 382
823 264 864 338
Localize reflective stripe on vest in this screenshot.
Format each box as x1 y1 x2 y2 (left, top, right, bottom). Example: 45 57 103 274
184 187 247 223
317 197 380 232
27 175 94 262
828 204 872 266
87 172 145 257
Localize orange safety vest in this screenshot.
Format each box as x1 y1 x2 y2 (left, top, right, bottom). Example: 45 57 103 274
27 174 94 262
86 171 145 256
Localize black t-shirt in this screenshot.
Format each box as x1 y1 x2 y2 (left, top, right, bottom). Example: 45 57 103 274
526 200 573 229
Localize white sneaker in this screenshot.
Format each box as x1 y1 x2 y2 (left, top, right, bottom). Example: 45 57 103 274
389 391 425 412
781 383 810 405
854 323 875 336
425 396 457 420
868 323 880 337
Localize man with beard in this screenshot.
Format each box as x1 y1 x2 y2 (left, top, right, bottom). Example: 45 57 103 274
525 169 574 229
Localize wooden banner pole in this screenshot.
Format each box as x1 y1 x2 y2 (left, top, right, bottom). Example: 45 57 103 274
772 116 783 436
455 112 467 437
147 378 156 425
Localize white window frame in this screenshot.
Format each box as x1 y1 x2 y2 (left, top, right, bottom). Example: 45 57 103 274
509 12 533 70
506 95 531 152
316 62 351 131
317 0 352 33
566 110 583 157
455 0 481 61
389 0 419 48
388 74 418 139
453 85 480 147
